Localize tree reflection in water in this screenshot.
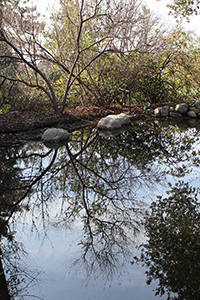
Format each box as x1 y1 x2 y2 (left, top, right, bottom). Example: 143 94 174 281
0 123 199 298
0 145 48 299
133 182 200 300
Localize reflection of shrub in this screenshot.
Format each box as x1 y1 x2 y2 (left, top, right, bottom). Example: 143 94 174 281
133 182 200 300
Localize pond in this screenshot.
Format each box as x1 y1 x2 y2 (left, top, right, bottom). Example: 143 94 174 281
0 120 200 300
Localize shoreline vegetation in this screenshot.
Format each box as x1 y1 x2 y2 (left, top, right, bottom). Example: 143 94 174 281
1 1 200 145
1 101 200 146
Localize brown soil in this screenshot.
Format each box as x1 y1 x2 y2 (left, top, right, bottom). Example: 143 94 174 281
0 103 169 146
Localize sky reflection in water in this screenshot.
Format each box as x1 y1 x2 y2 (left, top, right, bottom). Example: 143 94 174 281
1 121 200 300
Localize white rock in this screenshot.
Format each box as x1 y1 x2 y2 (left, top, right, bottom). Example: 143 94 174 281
154 108 162 117
41 128 69 143
97 113 131 130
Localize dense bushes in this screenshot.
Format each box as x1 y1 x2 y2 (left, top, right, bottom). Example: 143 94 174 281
0 0 200 113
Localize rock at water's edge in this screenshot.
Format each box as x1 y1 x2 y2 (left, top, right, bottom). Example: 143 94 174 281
97 113 131 130
154 106 169 117
195 100 200 109
169 111 182 118
41 128 70 143
175 103 188 114
188 110 197 118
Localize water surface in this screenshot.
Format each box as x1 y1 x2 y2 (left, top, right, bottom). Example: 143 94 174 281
1 121 200 300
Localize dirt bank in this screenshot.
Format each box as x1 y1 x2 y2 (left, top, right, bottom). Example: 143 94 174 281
0 103 178 146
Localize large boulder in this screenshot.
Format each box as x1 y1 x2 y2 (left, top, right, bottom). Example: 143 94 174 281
97 113 131 130
154 106 169 117
41 128 70 143
175 103 188 114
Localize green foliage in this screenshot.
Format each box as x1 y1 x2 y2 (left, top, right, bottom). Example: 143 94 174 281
126 52 173 104
162 30 200 102
0 103 11 114
166 0 200 20
0 1 46 110
1 0 200 112
45 0 181 107
81 28 200 105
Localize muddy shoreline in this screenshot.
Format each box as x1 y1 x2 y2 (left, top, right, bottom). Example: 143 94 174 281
0 104 199 147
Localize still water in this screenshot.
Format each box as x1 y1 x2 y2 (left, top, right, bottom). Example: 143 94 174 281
0 120 200 300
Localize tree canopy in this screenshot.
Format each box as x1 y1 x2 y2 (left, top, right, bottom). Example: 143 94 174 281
0 0 200 113
164 0 200 20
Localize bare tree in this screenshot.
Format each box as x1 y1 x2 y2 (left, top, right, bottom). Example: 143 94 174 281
0 0 169 112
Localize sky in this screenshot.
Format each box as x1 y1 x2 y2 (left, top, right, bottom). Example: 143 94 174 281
32 0 200 36
146 0 200 35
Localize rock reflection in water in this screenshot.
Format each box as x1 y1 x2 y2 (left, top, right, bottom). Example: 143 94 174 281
0 123 199 299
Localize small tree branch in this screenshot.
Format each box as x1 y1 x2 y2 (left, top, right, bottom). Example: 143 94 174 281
0 74 53 100
0 30 59 112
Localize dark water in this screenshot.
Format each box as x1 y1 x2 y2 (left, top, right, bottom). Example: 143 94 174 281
0 121 200 300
